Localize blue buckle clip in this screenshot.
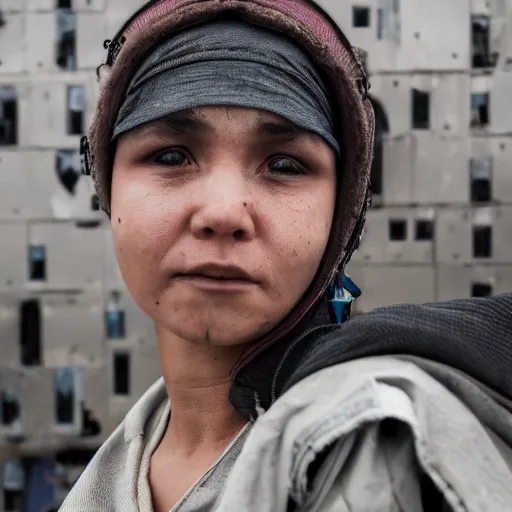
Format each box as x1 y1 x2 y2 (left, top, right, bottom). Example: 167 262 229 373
329 273 361 325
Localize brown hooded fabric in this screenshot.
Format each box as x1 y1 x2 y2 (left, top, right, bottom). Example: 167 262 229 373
83 0 375 380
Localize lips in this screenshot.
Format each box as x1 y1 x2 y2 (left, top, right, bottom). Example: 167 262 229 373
173 264 259 283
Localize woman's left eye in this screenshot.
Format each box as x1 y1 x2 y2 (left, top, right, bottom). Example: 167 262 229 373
268 158 305 176
153 150 189 166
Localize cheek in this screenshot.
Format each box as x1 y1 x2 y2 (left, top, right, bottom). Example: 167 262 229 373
268 183 335 293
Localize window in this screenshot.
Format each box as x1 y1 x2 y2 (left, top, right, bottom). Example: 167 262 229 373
0 391 20 427
56 8 76 71
389 219 407 241
412 89 430 129
58 0 72 6
113 353 130 396
353 6 370 27
470 157 492 203
105 291 126 339
28 245 46 281
54 368 76 425
20 300 41 366
471 16 497 68
0 87 18 146
471 93 489 128
67 86 85 135
473 225 492 258
471 282 493 297
415 220 434 241
91 194 100 211
56 150 80 195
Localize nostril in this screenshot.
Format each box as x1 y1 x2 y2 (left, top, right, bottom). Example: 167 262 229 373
233 230 244 241
203 227 214 237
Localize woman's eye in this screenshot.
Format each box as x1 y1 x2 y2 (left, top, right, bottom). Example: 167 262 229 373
154 150 189 166
268 158 305 176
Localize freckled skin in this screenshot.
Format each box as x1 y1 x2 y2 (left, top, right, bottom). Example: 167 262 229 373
111 106 336 347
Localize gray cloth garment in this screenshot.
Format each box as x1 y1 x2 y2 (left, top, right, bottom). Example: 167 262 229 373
112 19 340 155
58 357 512 512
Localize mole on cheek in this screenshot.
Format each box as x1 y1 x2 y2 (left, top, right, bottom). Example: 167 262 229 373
118 218 121 224
155 301 160 306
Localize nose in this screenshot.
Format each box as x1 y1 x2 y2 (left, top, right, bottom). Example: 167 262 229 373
190 172 256 242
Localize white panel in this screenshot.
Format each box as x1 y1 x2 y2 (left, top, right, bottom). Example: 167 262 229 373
25 0 54 10
0 14 25 74
431 74 470 137
492 138 512 203
0 223 27 290
25 13 58 73
350 209 387 264
413 133 469 204
24 75 93 148
74 0 107 10
42 292 104 367
77 13 110 70
490 72 512 133
370 74 410 136
348 266 436 313
437 265 512 301
0 152 27 220
104 226 124 290
397 0 469 71
0 0 26 11
382 134 415 205
471 0 491 15
435 208 472 264
27 222 104 290
0 294 20 368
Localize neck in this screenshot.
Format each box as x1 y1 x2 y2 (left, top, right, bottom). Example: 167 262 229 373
155 324 249 457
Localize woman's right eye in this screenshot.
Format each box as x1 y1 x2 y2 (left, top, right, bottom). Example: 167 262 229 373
153 150 189 166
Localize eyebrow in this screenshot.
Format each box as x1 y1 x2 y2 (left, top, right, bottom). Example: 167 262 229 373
145 109 310 142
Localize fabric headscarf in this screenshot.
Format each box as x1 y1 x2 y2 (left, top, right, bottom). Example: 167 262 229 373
112 18 340 155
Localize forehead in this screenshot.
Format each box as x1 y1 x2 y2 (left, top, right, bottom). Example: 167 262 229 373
132 106 315 142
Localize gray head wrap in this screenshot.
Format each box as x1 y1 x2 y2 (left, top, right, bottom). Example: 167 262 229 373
112 18 340 154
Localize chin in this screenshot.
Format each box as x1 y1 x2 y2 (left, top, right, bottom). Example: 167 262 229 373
157 307 277 347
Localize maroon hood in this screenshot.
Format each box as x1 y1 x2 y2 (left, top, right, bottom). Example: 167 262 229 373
85 0 375 373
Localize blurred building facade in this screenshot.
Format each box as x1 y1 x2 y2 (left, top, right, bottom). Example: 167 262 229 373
0 0 511 509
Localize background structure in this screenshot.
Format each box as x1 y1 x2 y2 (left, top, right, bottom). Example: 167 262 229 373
0 0 511 509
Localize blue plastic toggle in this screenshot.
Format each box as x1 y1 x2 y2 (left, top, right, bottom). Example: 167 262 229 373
329 273 361 324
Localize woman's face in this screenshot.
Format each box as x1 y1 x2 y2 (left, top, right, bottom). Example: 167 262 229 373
111 106 336 347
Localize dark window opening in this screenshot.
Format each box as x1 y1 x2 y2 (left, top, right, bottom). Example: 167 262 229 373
20 300 41 366
54 368 76 425
56 150 80 195
389 219 407 241
81 406 102 438
113 353 130 396
105 291 126 339
471 93 489 128
471 282 493 297
0 87 18 146
58 0 72 7
353 6 370 27
56 8 76 71
473 225 492 258
1 391 20 427
3 490 23 512
472 16 497 68
28 245 46 281
91 194 100 211
415 220 434 241
67 86 84 135
470 157 492 203
370 97 390 196
412 89 430 129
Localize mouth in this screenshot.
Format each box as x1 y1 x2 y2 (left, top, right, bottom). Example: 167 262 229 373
171 264 260 290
